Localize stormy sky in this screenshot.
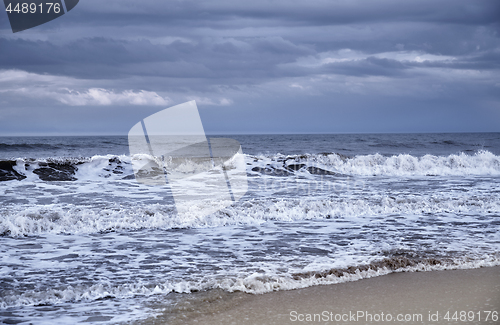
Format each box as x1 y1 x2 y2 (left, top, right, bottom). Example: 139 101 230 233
0 0 499 135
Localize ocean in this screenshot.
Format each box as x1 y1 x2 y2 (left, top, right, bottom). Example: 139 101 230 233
1 133 499 324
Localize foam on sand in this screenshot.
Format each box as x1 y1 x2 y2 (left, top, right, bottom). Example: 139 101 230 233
146 266 500 325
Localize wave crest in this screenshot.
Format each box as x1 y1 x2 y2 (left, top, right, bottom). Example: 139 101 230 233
251 150 500 176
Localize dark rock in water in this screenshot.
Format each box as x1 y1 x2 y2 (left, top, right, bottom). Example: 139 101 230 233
0 160 26 181
104 166 124 174
306 166 346 176
106 157 125 174
286 164 306 171
33 162 78 181
121 174 136 180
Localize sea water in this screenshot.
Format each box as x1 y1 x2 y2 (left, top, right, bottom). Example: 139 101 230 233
1 133 499 324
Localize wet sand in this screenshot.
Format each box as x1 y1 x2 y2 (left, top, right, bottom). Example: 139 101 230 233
141 266 500 325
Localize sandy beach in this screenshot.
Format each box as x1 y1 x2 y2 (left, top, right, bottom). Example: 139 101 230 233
143 266 500 325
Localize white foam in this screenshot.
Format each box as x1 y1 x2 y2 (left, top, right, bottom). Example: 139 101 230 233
2 255 498 309
214 256 500 294
3 151 499 184
1 186 499 236
251 150 500 176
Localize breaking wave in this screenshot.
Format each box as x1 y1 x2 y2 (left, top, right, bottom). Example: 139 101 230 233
2 255 499 309
1 150 499 182
2 191 499 236
250 150 500 177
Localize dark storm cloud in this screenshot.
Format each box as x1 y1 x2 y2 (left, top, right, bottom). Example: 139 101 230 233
0 35 313 83
0 0 499 134
1 0 499 82
66 0 499 27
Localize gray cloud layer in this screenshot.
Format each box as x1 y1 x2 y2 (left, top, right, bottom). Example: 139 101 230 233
0 0 499 134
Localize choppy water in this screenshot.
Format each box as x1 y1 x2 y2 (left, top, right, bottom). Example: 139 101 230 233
1 133 499 324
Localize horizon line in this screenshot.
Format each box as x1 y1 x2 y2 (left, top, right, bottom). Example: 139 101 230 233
0 131 499 137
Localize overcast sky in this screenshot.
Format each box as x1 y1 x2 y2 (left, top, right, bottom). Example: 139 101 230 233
0 0 499 135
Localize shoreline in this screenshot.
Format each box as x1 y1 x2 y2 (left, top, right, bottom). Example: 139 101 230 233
141 266 500 325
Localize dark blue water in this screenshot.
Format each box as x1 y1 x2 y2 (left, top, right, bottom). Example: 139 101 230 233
1 133 499 159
